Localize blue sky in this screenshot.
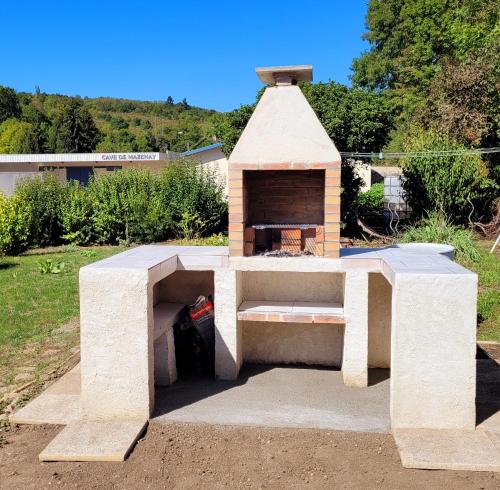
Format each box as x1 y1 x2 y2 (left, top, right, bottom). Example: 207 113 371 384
0 1 369 112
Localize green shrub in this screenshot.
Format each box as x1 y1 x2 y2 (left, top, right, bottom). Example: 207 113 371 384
176 232 229 246
399 212 480 262
401 129 496 224
356 182 384 214
0 192 32 255
0 164 228 254
60 181 95 245
160 161 228 238
88 168 171 244
14 174 65 246
340 159 364 231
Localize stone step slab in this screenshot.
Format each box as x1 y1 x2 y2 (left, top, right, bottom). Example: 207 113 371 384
39 419 147 462
394 428 500 472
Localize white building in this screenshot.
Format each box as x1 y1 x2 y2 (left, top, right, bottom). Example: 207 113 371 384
0 143 229 196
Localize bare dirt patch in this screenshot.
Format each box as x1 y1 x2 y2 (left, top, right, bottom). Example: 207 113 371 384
1 423 499 489
480 342 500 362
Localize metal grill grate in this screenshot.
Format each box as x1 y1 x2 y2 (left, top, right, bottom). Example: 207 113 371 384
252 224 319 230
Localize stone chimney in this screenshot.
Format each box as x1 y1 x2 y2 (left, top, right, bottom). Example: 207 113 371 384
228 65 341 258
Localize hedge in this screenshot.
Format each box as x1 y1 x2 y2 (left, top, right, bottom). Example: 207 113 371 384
0 162 228 255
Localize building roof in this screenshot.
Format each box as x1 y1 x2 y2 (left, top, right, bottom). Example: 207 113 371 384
371 166 403 177
0 152 175 164
180 142 223 157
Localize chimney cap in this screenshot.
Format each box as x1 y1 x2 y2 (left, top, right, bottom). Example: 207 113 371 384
256 65 313 86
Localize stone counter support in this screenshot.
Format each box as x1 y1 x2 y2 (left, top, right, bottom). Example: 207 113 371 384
80 268 154 421
342 271 369 387
214 269 242 379
390 273 477 430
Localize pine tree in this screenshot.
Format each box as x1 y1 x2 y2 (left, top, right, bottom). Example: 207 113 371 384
49 100 100 152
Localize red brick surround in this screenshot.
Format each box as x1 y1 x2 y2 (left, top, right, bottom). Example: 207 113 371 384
228 162 341 258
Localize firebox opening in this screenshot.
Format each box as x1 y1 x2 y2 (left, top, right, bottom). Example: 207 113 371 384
243 170 325 255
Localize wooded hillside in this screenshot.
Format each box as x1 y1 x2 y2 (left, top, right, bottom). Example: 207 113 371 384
0 88 216 154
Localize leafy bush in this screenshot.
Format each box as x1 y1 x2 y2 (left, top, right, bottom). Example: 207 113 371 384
401 130 497 224
356 182 384 214
0 192 32 255
14 174 65 246
160 161 228 238
399 212 480 262
87 168 171 245
1 164 228 254
60 181 95 245
176 232 229 246
340 159 364 231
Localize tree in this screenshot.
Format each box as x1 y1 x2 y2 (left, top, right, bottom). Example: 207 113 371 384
0 86 21 123
301 82 394 152
96 129 138 152
21 104 51 151
110 116 129 130
401 129 497 224
0 119 40 153
48 100 100 152
351 0 500 145
412 39 500 149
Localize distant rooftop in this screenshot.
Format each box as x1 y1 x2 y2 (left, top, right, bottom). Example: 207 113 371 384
180 142 223 157
0 145 224 164
0 152 176 164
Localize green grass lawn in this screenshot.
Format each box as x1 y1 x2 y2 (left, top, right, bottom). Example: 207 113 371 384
0 245 125 398
0 246 124 348
462 240 500 342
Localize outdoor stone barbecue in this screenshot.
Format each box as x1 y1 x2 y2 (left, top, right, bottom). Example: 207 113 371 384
27 66 479 463
228 66 341 257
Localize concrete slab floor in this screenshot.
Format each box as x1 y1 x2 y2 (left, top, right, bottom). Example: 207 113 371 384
152 364 391 433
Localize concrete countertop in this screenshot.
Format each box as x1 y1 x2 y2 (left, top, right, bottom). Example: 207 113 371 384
81 244 475 288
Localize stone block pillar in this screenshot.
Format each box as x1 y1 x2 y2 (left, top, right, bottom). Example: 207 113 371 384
214 268 242 379
390 273 477 429
342 270 369 387
154 327 177 386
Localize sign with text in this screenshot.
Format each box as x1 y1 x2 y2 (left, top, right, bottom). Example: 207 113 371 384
100 153 159 161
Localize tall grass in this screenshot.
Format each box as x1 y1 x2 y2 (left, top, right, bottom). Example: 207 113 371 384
399 212 480 262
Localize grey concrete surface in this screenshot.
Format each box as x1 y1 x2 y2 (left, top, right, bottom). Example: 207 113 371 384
10 365 81 425
153 364 391 433
394 428 500 471
39 420 148 462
